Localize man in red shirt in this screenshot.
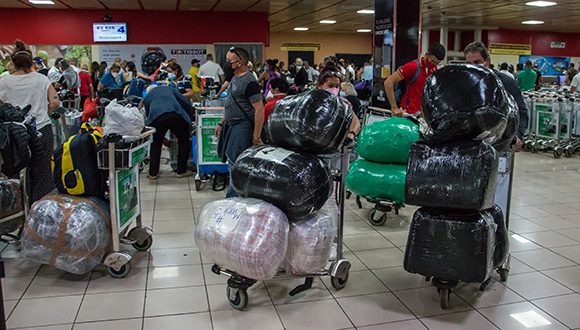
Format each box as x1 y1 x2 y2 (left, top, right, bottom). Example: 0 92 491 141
384 43 446 116
79 64 94 107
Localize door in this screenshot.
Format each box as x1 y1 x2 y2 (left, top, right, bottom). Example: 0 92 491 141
288 51 315 66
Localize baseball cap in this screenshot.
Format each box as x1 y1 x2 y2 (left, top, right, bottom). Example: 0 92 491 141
33 57 43 64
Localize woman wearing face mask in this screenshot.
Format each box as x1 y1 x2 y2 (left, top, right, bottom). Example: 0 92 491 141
97 62 124 91
317 61 361 140
340 82 362 118
166 63 194 99
259 59 280 98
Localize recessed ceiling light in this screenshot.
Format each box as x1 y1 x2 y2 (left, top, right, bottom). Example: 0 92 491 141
357 29 372 33
522 20 545 24
357 9 375 14
526 1 557 7
29 0 55 4
320 20 337 24
294 27 309 31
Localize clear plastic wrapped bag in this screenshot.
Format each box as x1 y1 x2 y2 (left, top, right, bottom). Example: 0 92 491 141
284 199 338 275
0 178 22 219
21 194 111 275
232 145 332 220
194 198 289 280
104 99 145 137
265 89 353 154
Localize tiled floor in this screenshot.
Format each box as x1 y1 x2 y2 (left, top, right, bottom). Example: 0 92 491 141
4 151 580 329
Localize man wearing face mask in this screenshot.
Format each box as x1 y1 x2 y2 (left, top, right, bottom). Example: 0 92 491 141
48 58 64 84
384 43 446 117
291 58 309 91
216 47 265 198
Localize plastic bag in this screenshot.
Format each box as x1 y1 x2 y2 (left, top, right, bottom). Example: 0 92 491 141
357 117 419 164
194 198 289 280
265 89 353 154
422 65 509 144
104 99 145 137
232 145 332 220
82 98 99 123
21 194 111 275
484 204 509 268
346 159 406 203
493 93 519 151
405 141 499 210
0 179 22 218
404 207 496 283
284 199 337 275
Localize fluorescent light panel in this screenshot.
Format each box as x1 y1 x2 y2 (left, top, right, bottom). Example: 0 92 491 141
357 9 375 14
294 27 309 31
357 29 372 33
526 1 557 7
29 0 55 4
320 20 337 24
522 20 545 24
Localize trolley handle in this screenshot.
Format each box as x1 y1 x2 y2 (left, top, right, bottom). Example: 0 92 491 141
367 106 421 124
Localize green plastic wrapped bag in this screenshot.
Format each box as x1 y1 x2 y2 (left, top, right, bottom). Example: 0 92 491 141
357 117 419 164
346 159 406 203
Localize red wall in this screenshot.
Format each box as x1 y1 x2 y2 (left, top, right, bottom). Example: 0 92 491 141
0 9 269 45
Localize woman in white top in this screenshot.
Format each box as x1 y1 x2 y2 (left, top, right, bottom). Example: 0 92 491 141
0 40 60 202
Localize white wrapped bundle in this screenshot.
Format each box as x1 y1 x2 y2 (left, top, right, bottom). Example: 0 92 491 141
195 198 289 280
285 198 338 275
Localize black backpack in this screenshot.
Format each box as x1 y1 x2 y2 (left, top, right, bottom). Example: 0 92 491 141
395 59 421 108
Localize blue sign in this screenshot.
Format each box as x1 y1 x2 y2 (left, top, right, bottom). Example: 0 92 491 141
519 56 570 76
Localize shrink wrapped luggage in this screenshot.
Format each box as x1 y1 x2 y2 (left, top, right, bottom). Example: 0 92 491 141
357 117 420 164
422 65 509 144
346 159 406 203
284 200 338 275
405 141 499 210
493 94 519 152
195 198 289 280
485 204 509 268
404 207 496 283
264 89 353 154
0 179 22 219
21 194 111 275
232 145 332 220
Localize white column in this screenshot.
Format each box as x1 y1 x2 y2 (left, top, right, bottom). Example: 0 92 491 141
421 29 430 55
474 29 482 42
440 27 449 64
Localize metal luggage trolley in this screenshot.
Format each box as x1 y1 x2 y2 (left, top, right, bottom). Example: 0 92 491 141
192 106 229 191
210 145 352 311
97 127 156 278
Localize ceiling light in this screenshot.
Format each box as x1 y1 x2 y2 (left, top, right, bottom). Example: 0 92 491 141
320 20 336 24
29 0 55 4
357 29 372 33
294 27 309 31
357 9 375 14
522 20 544 24
526 1 557 7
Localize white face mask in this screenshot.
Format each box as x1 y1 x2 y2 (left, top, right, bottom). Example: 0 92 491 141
266 90 274 99
111 72 119 79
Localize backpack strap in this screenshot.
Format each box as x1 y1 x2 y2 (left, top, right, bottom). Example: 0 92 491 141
405 59 422 110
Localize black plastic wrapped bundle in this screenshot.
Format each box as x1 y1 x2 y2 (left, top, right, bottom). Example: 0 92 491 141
264 89 353 154
232 145 332 220
422 65 509 144
405 141 499 210
484 204 509 268
404 207 496 283
493 93 519 151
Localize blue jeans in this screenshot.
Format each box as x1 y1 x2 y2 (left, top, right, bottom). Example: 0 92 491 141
226 159 238 198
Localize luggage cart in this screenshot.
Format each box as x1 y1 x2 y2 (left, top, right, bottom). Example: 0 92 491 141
210 145 352 311
430 150 515 309
192 106 228 192
0 168 28 244
97 128 156 278
50 107 82 147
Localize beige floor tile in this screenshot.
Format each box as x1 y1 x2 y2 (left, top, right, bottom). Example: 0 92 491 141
3 276 34 300
145 286 208 317
344 233 395 251
509 219 549 234
479 301 567 330
23 273 90 299
87 267 148 294
149 247 201 267
551 245 580 264
153 220 195 234
382 231 410 247
393 287 472 318
343 221 376 236
8 295 82 328
543 266 580 291
202 263 227 285
372 267 433 291
504 272 573 300
354 248 405 269
277 299 353 330
342 250 367 271
4 299 18 318
512 249 576 270
154 208 195 221
2 258 42 277
509 233 544 252
522 231 580 248
337 292 415 327
212 305 283 330
18 325 73 330
76 291 145 322
153 198 193 210
454 279 525 308
321 269 387 298
527 215 580 230
208 282 272 311
144 312 211 330
420 310 498 330
73 318 142 330
532 293 580 329
266 278 331 305
358 319 426 330
557 228 580 242
147 265 204 289
151 233 195 249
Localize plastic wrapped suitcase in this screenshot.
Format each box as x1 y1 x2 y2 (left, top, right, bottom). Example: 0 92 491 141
356 117 419 164
404 207 496 283
0 178 22 219
405 141 499 210
346 159 406 204
194 198 289 280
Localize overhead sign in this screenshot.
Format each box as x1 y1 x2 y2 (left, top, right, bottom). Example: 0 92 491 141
281 43 321 51
93 23 127 43
550 41 566 49
489 43 532 55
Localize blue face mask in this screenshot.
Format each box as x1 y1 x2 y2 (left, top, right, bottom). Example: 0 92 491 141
168 73 177 81
339 91 346 97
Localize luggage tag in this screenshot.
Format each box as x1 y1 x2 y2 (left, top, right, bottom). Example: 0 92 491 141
211 206 244 232
254 147 294 164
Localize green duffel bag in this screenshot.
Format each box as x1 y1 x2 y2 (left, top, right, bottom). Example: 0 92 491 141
346 159 406 203
357 117 419 164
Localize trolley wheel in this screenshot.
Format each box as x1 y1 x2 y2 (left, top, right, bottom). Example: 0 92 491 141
346 191 352 199
331 272 349 291
438 288 451 310
226 286 249 311
195 179 202 191
531 146 538 153
367 208 387 226
107 262 132 279
565 146 575 158
128 228 153 252
497 268 509 282
553 149 563 159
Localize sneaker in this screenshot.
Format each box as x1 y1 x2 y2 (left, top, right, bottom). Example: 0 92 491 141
147 174 158 180
175 172 193 178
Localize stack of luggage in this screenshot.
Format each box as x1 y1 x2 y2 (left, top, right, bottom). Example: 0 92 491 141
195 89 353 280
346 117 419 204
404 65 513 293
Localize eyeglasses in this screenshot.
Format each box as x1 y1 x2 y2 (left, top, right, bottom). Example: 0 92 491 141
429 55 442 65
229 47 242 61
320 70 343 79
